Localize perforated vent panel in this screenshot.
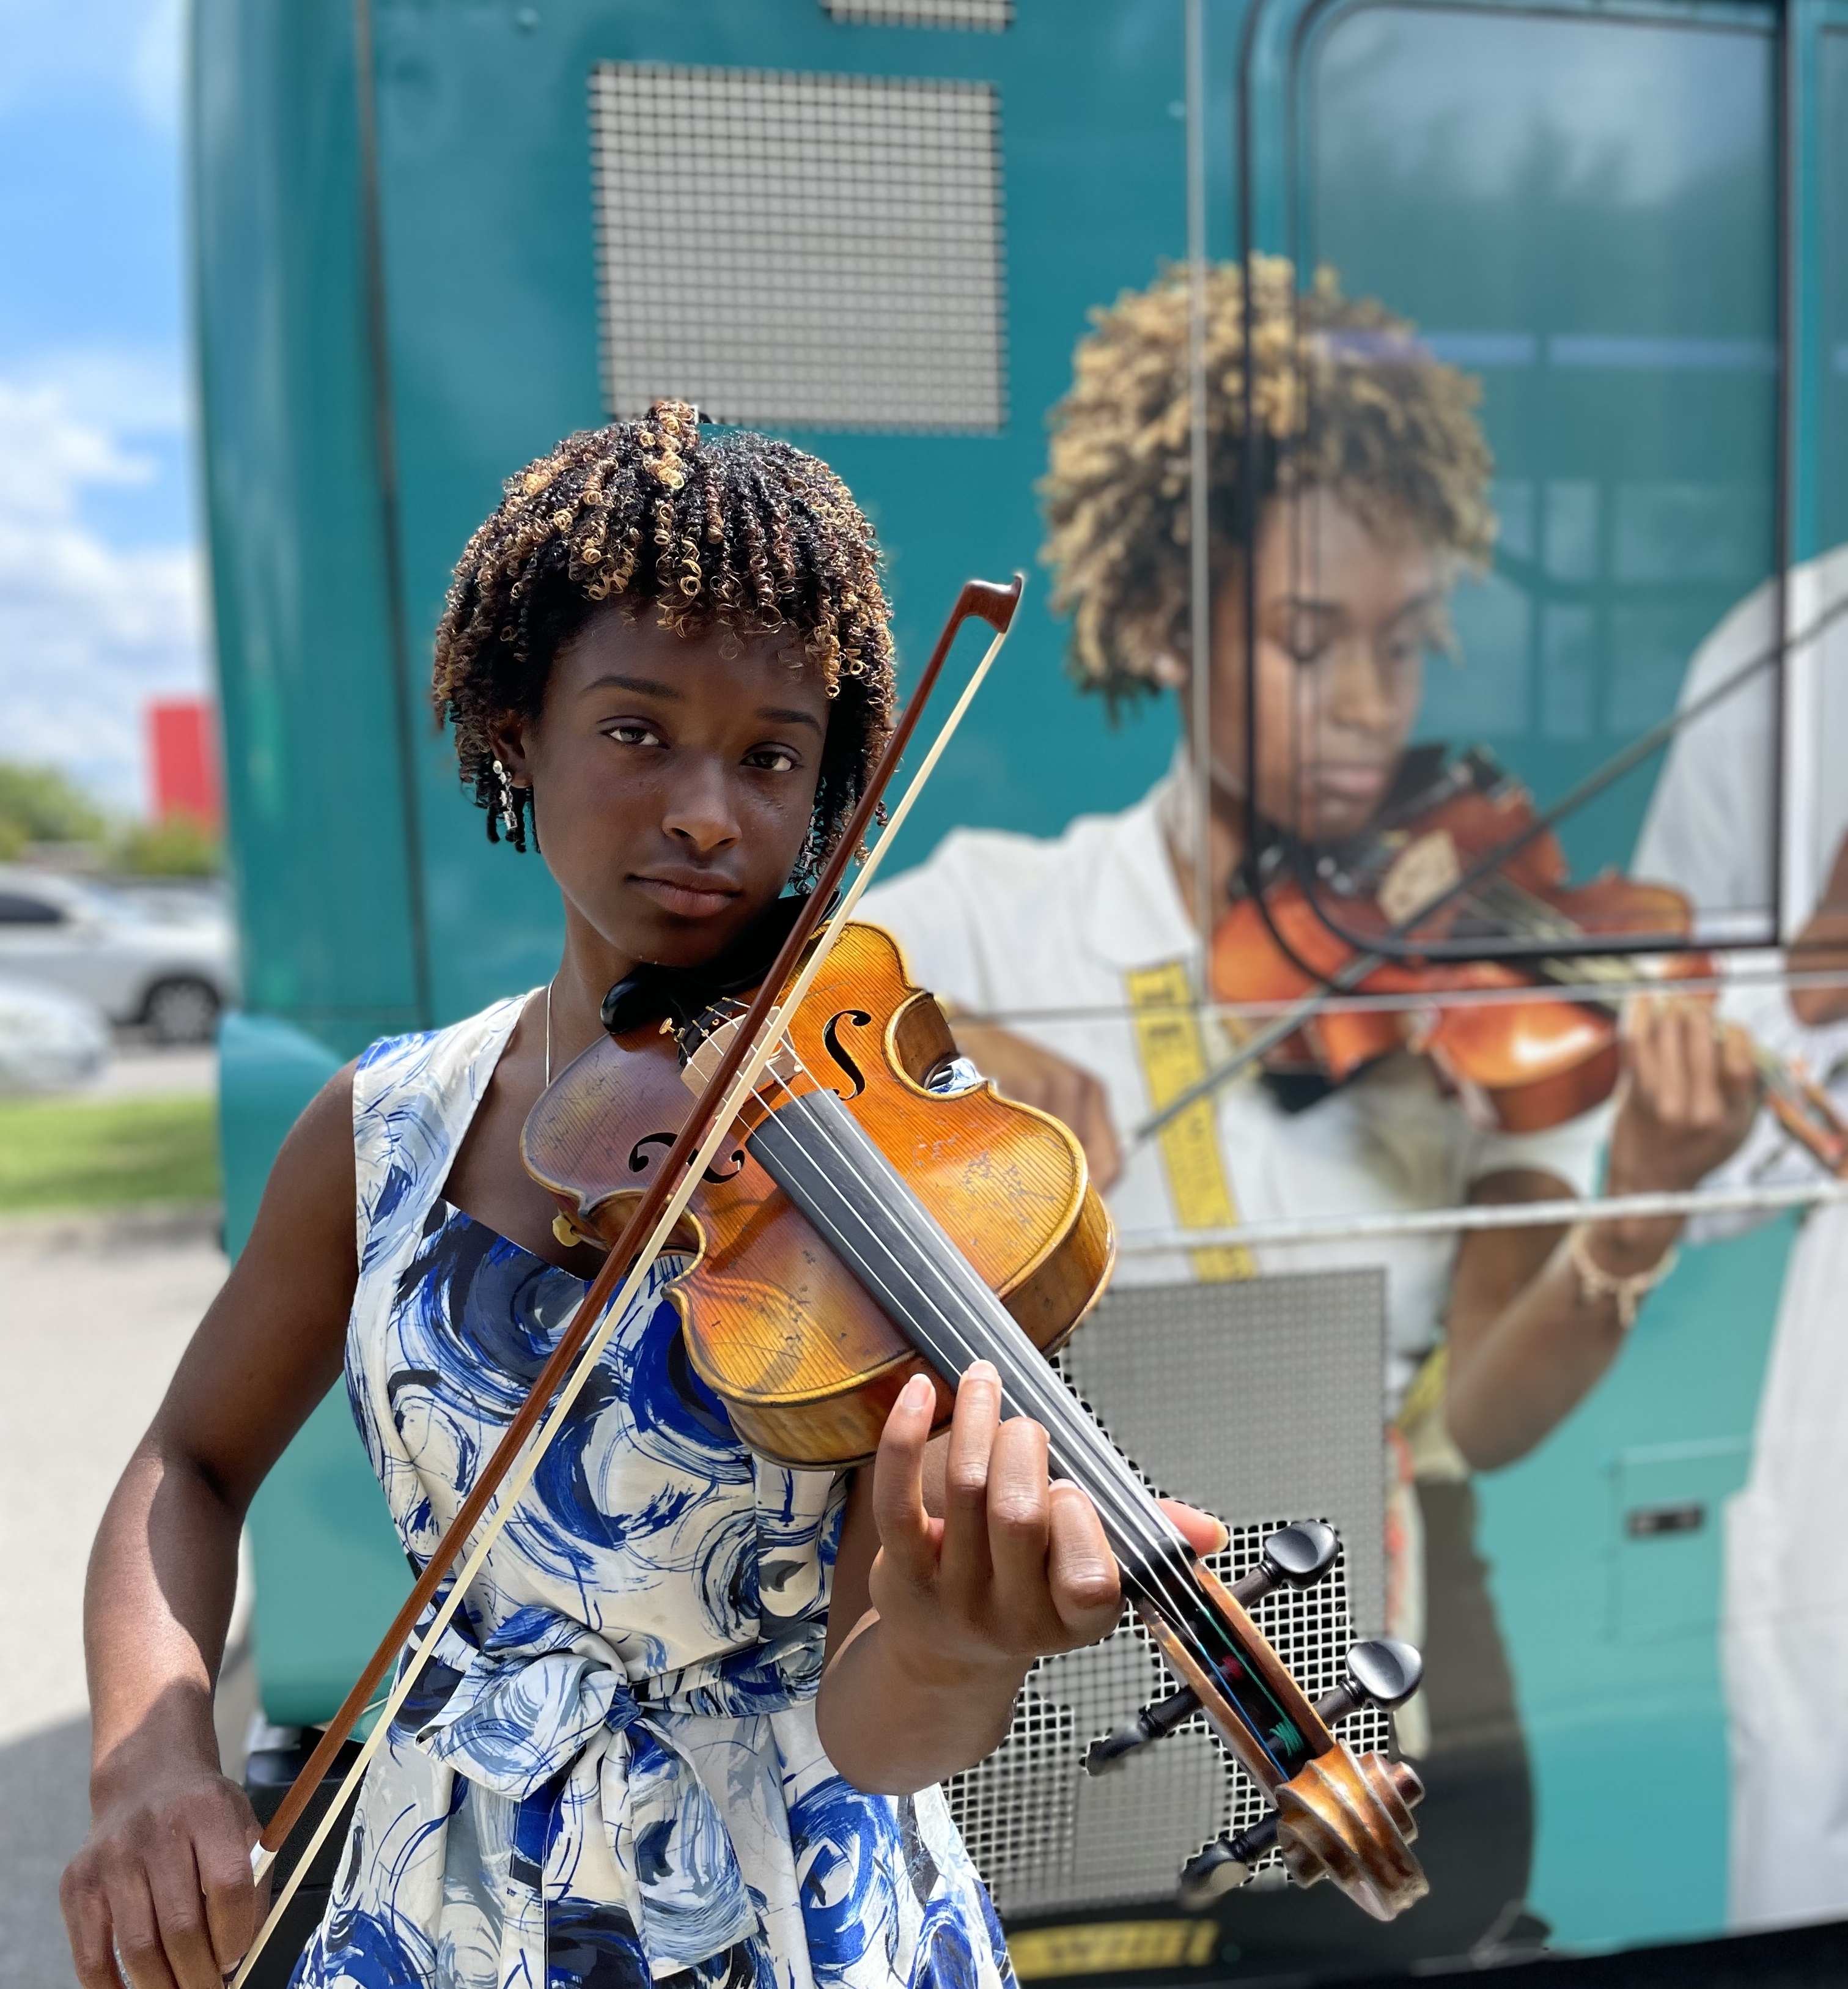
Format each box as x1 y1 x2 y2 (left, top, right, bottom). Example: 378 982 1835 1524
823 0 1014 26
590 64 1006 431
943 1272 1391 1918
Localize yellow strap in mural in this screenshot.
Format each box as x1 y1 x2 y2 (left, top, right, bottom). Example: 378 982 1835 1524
1124 960 1255 1282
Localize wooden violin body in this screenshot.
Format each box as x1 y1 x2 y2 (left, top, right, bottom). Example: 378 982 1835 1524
1214 762 1687 1126
1214 750 1847 1170
524 919 1116 1466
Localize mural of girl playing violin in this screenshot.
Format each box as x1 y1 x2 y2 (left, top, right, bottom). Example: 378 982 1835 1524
860 260 1762 1964
59 401 1228 1989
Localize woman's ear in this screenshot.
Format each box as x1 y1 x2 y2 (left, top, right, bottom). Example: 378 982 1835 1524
489 715 532 785
1149 650 1188 690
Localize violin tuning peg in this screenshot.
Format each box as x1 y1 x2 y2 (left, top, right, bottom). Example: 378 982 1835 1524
1231 1521 1341 1608
1083 1681 1199 1774
1314 1637 1424 1726
1178 1814 1279 1906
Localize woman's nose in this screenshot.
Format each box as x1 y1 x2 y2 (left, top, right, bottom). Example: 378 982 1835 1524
662 757 740 853
1318 636 1402 736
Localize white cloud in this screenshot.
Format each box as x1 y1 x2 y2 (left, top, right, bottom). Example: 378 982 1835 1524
0 0 182 130
128 0 184 139
0 363 207 814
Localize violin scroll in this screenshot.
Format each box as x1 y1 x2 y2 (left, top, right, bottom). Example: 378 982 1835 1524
1273 1747 1426 1920
1089 1526 1427 1918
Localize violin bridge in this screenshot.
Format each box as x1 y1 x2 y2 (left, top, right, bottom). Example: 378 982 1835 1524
1379 829 1462 931
680 1015 745 1095
679 1009 803 1099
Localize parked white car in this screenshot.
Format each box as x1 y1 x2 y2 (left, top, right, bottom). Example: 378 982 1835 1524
0 869 240 1044
0 975 109 1091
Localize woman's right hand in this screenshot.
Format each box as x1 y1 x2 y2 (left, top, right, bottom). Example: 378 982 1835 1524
62 1741 266 1987
948 1021 1122 1192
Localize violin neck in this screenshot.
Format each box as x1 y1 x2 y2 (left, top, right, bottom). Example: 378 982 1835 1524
745 1082 1320 1784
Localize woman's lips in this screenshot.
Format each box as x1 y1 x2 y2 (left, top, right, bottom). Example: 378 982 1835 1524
1310 762 1393 804
630 875 741 920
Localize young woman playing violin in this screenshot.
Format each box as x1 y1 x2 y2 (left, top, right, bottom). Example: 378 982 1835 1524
61 402 1225 1989
860 262 1761 1963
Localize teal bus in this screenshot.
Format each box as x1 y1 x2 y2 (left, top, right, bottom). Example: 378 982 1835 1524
193 1 1848 1980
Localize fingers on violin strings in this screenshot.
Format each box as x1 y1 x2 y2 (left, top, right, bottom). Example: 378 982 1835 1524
938 1361 1003 1615
1721 1019 1761 1098
1046 1482 1121 1644
1159 1497 1231 1558
872 1371 943 1589
1644 995 1690 1122
982 1413 1055 1631
1679 998 1725 1130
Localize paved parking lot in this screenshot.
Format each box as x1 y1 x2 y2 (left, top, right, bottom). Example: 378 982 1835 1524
0 1208 239 1985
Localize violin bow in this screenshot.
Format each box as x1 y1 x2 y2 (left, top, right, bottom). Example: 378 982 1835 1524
230 574 1025 1985
1135 584 1848 1146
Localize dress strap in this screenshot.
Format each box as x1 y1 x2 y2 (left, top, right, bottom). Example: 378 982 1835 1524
350 992 532 1280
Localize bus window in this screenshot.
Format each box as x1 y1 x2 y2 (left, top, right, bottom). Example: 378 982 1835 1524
1294 2 1780 947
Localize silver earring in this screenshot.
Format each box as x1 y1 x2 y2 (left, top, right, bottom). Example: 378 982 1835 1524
492 758 521 839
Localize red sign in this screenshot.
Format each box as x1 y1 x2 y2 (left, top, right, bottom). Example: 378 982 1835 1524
147 698 223 831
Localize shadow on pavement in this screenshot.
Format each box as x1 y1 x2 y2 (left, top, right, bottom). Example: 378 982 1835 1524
0 1714 90 1987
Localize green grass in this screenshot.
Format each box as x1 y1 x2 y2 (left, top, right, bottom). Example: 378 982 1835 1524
0 1093 220 1212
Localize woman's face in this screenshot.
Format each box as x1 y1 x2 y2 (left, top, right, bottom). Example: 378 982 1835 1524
495 607 832 971
1202 487 1446 844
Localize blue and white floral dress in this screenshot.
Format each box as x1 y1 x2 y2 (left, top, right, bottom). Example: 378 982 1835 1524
294 996 1013 1989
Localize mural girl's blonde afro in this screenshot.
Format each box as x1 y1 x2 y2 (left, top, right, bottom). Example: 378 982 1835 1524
1040 257 1496 705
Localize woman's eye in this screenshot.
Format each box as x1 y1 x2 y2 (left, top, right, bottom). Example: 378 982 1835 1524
746 747 798 773
606 723 663 748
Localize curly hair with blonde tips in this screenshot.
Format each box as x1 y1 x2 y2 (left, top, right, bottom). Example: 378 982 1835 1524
432 399 897 880
1040 257 1497 707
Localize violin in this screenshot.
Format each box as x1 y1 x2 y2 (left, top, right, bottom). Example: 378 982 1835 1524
525 912 1429 1919
1213 747 1848 1171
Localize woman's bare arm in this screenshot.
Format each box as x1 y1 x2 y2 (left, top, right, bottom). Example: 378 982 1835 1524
61 1066 361 1989
1444 998 1758 1470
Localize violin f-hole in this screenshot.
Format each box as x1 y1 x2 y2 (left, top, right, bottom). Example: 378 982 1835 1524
630 1130 745 1183
821 1008 875 1100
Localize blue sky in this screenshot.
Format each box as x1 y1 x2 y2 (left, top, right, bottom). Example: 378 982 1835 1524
0 0 204 815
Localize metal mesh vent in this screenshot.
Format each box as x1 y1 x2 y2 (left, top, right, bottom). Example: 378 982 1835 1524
943 1272 1391 1918
822 0 1014 26
589 64 1006 431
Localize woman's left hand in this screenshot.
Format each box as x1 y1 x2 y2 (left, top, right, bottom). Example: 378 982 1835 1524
1446 994 1761 1474
1606 992 1760 1196
817 1362 1225 1794
869 1362 1224 1678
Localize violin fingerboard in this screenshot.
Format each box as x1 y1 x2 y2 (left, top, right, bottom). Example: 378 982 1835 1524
941 1269 1393 1918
